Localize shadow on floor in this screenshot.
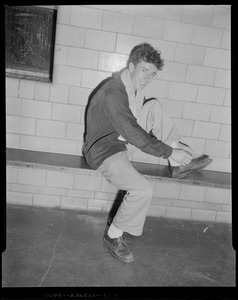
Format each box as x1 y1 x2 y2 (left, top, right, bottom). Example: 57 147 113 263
2 204 236 296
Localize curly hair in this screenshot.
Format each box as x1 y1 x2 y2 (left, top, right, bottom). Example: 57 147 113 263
127 43 164 71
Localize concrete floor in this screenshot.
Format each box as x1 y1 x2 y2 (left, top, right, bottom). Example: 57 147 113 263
2 204 236 291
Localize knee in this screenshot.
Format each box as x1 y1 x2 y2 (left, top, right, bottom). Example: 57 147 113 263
141 180 153 198
144 98 162 110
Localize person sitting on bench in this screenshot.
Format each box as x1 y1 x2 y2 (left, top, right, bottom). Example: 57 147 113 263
83 43 212 263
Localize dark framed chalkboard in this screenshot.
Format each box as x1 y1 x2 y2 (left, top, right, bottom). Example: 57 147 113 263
5 5 57 82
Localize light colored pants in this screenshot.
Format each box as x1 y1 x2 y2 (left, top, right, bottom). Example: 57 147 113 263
138 98 180 146
98 151 153 236
97 99 180 236
133 98 181 166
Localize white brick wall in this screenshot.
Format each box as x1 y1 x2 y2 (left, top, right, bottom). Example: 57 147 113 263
196 86 225 105
154 182 180 199
120 5 151 17
6 166 18 183
48 138 78 155
151 5 183 21
144 79 170 99
20 136 49 152
33 194 60 208
69 87 92 106
6 97 21 116
168 82 197 102
22 99 52 119
148 38 176 61
85 29 116 52
224 89 231 107
210 106 231 124
53 65 83 86
183 103 212 121
71 6 103 29
191 209 216 222
192 26 223 47
46 171 74 189
50 84 69 103
54 45 68 66
7 191 33 206
36 120 66 138
220 30 231 50
98 52 128 72
61 196 88 210
182 5 214 26
6 78 19 97
174 44 206 65
163 21 193 43
34 82 51 101
52 103 82 123
6 134 20 149
5 5 231 173
7 116 35 135
19 80 35 99
74 174 102 191
18 169 46 186
219 124 231 141
102 11 134 34
56 24 85 48
204 48 230 70
192 121 220 140
204 140 231 158
68 48 99 69
6 163 232 223
116 34 147 54
214 69 231 88
133 16 164 39
212 6 231 29
179 185 206 202
186 65 216 86
159 62 187 82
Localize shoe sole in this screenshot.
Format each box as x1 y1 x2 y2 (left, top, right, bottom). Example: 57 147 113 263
103 237 134 263
172 158 213 179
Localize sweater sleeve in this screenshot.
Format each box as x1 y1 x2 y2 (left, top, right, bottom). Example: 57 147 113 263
103 89 173 159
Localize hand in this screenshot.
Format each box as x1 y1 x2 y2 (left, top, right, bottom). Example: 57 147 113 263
170 148 192 166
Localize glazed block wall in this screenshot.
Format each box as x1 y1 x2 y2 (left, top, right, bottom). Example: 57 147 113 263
6 164 232 223
6 5 231 172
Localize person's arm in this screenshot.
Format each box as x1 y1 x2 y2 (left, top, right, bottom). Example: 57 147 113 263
103 89 172 159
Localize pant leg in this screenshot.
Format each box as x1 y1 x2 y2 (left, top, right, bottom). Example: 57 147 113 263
137 98 181 145
137 99 182 166
125 99 179 160
97 151 153 236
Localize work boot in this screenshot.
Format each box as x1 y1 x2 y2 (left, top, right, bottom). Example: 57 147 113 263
170 154 213 179
103 233 134 263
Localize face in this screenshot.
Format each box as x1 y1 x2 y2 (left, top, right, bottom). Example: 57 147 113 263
129 60 158 91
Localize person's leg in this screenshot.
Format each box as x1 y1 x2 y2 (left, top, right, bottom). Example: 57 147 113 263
138 98 180 145
97 151 153 236
137 98 189 164
137 98 212 177
125 99 183 162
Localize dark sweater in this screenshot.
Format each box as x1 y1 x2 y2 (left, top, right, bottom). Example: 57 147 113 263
83 71 173 170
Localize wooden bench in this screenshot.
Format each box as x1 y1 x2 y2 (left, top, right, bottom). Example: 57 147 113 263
6 148 232 223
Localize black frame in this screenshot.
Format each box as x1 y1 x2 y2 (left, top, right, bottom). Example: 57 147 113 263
5 5 57 82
